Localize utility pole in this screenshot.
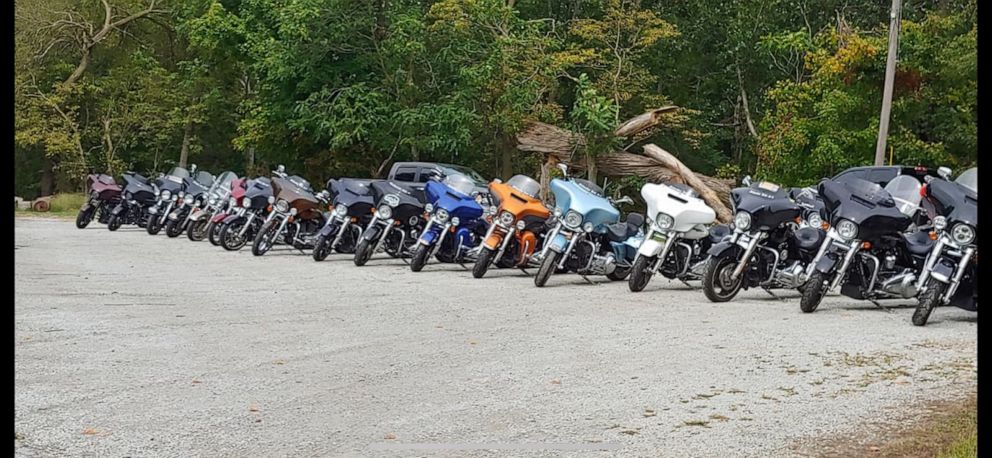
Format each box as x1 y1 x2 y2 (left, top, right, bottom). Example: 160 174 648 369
874 0 903 166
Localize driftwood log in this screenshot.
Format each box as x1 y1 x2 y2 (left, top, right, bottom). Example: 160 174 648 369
515 108 735 223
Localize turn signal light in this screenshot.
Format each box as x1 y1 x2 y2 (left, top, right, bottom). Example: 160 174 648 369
929 231 938 241
795 216 802 224
821 221 830 230
287 216 295 223
266 205 273 212
862 241 872 250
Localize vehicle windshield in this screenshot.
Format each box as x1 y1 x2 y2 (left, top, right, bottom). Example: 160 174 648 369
955 167 977 194
843 178 890 205
507 175 541 199
574 178 604 197
210 172 237 195
194 171 214 186
166 167 190 178
668 182 700 199
288 175 311 191
883 175 922 216
443 173 477 196
441 165 486 185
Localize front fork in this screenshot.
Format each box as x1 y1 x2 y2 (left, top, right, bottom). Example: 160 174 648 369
915 236 946 290
237 210 259 238
646 227 680 274
494 226 516 264
328 216 351 250
372 217 394 254
730 232 765 281
557 230 582 270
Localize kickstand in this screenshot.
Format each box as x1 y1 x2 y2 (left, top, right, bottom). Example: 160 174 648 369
679 278 693 289
518 268 530 275
458 263 469 270
870 299 893 313
762 287 783 301
579 274 597 285
399 256 410 265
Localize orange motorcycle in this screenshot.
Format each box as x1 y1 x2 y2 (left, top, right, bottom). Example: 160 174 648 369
472 175 551 278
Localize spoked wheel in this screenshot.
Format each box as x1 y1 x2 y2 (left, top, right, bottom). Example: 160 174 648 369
146 215 163 235
534 249 562 287
472 247 495 279
627 255 655 292
75 206 95 229
207 221 222 246
252 219 280 256
107 214 123 232
410 244 431 272
187 219 210 241
702 253 745 302
353 238 374 266
312 234 331 262
220 220 249 251
799 271 829 313
912 279 947 326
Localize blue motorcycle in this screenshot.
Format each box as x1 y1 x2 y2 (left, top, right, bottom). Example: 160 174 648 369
409 173 489 272
534 164 644 287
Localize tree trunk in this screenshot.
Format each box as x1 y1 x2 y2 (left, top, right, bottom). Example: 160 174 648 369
63 49 91 87
178 121 193 168
586 153 597 183
246 145 255 174
40 154 55 197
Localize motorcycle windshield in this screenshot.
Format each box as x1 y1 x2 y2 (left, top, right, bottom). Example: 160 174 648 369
167 167 190 179
843 178 893 207
883 175 922 216
955 168 977 194
194 171 215 187
507 175 541 199
442 174 476 197
209 172 237 196
288 175 312 192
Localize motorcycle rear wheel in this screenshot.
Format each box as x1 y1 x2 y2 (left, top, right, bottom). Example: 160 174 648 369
75 207 95 229
702 253 745 303
627 255 654 292
535 249 562 287
799 271 828 313
252 219 280 256
472 247 495 279
410 244 431 272
912 279 946 326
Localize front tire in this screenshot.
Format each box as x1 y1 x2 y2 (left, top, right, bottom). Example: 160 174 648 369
410 243 431 272
472 247 495 278
187 219 209 241
207 221 221 245
146 215 163 235
912 280 947 326
220 220 248 251
107 214 123 232
165 218 184 238
353 238 374 266
628 255 655 292
251 219 280 256
534 249 562 287
75 206 95 229
800 271 829 313
702 253 745 302
312 234 331 261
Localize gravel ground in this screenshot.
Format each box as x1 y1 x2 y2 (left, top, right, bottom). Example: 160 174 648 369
15 217 977 457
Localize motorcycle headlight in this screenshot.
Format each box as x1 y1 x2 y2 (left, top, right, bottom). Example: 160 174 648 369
436 208 449 222
184 194 194 205
408 216 419 226
451 217 460 226
229 197 237 208
656 213 675 230
807 212 822 229
179 191 186 198
516 220 526 231
951 224 975 245
161 190 171 201
734 211 752 231
335 204 348 216
836 219 859 240
242 196 251 207
275 199 290 213
499 211 514 226
933 216 947 231
554 207 562 217
583 222 594 233
377 204 393 220
267 196 275 204
425 203 434 213
564 210 583 229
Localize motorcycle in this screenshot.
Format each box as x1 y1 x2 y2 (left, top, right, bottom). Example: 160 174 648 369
701 179 825 302
251 174 329 256
471 175 551 278
76 173 122 229
409 173 488 272
218 175 275 251
164 169 215 238
533 164 643 287
205 177 248 246
799 175 928 312
107 172 157 231
312 178 378 261
185 171 238 242
353 180 429 266
145 166 191 235
627 182 726 292
912 167 977 326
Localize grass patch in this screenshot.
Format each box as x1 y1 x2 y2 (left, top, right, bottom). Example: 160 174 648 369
15 193 86 219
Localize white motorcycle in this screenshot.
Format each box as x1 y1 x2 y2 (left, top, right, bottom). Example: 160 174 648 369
627 182 727 292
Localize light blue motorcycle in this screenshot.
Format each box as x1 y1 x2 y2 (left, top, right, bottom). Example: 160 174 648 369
534 164 644 287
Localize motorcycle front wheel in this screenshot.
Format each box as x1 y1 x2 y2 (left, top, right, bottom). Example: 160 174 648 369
165 218 185 238
107 214 123 232
353 238 374 266
472 247 495 279
534 249 562 287
410 244 431 272
219 221 248 251
146 215 163 235
207 221 221 246
799 271 829 313
702 253 745 302
627 255 655 292
912 279 947 326
187 219 210 241
312 234 331 262
251 219 280 256
75 206 95 229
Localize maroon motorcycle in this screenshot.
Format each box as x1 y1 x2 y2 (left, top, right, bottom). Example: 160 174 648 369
76 173 122 229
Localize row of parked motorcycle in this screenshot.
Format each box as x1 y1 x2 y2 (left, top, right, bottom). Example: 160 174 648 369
75 161 977 327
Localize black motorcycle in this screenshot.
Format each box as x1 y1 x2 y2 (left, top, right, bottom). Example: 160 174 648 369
146 166 191 235
701 179 825 302
799 175 929 312
312 178 378 261
164 169 215 238
107 172 157 231
218 176 275 251
352 180 428 266
912 167 977 325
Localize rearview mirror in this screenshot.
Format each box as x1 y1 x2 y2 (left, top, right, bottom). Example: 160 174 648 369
614 196 634 205
742 175 753 187
190 164 197 173
937 166 952 180
556 163 568 177
277 164 285 173
492 178 503 184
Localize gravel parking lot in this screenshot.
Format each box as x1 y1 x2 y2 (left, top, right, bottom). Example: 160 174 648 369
15 217 976 457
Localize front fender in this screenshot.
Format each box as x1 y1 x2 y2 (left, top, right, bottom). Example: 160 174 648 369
929 257 957 283
814 252 839 274
360 223 384 242
707 240 742 258
549 232 569 252
483 229 505 250
419 224 443 245
221 213 245 225
319 219 342 238
637 238 666 258
188 208 208 221
110 203 126 216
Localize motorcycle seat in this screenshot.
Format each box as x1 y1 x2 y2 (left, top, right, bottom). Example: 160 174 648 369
793 226 825 250
708 224 732 243
606 213 644 242
903 230 935 256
